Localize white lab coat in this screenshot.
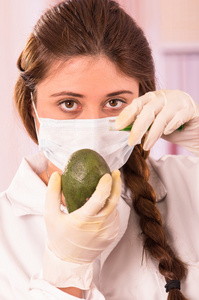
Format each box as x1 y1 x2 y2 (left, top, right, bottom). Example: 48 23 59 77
0 152 199 300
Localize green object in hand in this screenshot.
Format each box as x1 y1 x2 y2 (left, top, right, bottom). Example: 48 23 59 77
61 149 111 213
121 123 184 132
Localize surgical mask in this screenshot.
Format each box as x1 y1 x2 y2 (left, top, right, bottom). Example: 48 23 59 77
32 103 134 171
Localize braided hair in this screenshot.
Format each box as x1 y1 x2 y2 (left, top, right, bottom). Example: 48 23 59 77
123 142 188 300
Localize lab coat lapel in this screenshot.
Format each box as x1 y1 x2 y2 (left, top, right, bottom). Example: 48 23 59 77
5 155 47 216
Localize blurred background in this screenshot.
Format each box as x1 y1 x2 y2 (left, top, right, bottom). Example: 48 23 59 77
0 0 199 191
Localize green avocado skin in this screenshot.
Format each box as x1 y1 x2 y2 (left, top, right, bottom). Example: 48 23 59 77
61 149 111 213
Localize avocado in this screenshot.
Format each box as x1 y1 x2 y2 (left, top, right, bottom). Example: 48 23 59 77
61 149 111 213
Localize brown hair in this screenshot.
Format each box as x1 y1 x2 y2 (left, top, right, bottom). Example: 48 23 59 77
14 0 187 298
124 143 188 300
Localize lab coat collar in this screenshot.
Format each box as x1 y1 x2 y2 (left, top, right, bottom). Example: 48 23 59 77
6 152 48 217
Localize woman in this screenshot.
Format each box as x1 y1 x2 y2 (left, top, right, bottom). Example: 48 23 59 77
0 0 199 299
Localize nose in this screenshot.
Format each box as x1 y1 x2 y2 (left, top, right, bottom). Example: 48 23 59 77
79 107 103 119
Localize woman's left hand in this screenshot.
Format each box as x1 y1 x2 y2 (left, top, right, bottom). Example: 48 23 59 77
115 89 199 156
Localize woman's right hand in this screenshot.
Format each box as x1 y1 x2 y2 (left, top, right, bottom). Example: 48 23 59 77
44 170 121 265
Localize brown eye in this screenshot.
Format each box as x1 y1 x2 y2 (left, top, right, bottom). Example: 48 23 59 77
106 99 124 109
109 100 118 107
60 100 78 111
64 100 75 108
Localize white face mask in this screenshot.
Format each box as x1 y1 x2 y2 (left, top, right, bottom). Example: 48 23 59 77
32 103 134 171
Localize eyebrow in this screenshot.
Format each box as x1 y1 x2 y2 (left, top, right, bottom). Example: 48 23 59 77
50 91 84 98
50 90 134 98
106 90 133 97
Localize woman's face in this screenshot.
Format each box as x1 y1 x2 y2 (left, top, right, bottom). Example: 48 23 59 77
35 55 139 120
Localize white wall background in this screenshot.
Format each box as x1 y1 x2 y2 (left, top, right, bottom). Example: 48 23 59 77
0 0 48 191
0 0 199 191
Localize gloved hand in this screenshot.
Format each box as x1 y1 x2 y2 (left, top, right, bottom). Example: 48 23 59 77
44 170 121 265
115 89 199 156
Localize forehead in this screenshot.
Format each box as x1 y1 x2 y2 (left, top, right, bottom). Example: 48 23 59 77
39 55 135 83
36 55 139 98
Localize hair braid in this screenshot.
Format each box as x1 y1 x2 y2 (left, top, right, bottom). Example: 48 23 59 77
123 144 188 300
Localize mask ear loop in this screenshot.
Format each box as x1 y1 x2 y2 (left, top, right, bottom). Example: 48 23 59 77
31 93 51 178
31 92 41 123
31 92 41 140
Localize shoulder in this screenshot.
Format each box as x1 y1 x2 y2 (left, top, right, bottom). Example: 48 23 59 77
0 152 47 216
0 190 12 219
149 156 199 264
0 191 8 202
149 154 199 178
148 154 199 204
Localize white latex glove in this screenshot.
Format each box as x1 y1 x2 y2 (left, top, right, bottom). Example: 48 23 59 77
115 89 199 156
44 170 121 265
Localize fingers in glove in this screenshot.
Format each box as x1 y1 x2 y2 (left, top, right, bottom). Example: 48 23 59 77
127 106 155 147
143 93 196 149
99 170 121 216
142 107 173 150
45 171 62 218
164 108 191 135
80 173 112 216
115 93 151 130
127 92 166 146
